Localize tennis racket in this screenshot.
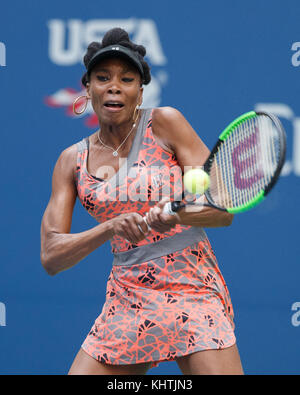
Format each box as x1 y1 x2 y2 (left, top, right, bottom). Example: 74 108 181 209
152 110 286 217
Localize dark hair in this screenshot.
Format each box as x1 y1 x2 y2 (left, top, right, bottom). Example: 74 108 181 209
81 28 151 86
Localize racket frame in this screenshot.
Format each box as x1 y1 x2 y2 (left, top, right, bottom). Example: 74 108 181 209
203 110 286 213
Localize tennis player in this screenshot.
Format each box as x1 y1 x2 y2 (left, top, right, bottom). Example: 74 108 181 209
40 28 243 375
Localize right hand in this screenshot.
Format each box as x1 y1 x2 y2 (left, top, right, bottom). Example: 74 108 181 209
145 197 180 234
110 212 151 244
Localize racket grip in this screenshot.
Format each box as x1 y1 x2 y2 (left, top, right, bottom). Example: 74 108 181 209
162 201 183 215
143 202 183 231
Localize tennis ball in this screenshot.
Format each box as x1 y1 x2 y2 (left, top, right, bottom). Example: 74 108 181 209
183 168 210 195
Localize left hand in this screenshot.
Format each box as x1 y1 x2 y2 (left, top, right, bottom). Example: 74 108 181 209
145 197 180 234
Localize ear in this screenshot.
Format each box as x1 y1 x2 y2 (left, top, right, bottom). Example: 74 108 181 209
138 86 144 107
86 82 91 99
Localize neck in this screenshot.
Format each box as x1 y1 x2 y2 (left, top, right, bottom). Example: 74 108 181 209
98 112 141 147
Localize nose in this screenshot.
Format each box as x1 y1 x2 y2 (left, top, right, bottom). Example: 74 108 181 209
108 77 121 95
108 86 121 94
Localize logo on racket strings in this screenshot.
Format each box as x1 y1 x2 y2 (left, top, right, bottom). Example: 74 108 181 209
231 129 264 190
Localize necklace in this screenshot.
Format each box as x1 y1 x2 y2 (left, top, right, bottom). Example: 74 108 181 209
97 121 137 157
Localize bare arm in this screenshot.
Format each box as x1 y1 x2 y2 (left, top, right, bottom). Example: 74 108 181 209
40 145 149 276
40 145 114 275
149 107 234 229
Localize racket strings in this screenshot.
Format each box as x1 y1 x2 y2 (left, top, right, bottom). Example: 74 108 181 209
209 115 281 209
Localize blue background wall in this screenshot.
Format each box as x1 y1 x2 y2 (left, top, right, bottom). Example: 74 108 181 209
0 0 299 375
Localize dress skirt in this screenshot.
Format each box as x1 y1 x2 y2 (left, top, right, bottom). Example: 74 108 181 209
81 237 236 368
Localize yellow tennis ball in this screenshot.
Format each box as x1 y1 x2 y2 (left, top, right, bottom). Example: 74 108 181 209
183 169 210 194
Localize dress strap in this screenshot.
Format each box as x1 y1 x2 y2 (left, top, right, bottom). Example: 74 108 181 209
126 108 152 167
76 137 88 153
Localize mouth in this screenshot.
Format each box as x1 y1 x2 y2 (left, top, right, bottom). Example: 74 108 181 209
103 101 125 111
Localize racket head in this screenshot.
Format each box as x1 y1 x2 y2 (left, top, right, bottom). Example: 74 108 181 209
204 111 286 214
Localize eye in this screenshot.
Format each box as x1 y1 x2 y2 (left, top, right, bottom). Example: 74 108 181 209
121 77 134 83
97 75 109 82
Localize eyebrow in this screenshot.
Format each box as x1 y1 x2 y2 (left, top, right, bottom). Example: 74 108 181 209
94 67 109 73
94 67 137 74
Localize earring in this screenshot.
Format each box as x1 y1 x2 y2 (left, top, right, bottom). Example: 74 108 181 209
133 105 140 123
73 95 89 115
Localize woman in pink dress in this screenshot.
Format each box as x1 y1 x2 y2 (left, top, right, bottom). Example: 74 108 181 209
40 27 243 375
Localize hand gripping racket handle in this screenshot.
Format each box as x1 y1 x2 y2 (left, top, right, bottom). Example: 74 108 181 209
143 201 184 231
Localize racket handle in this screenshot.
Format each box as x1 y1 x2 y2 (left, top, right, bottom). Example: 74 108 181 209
143 202 183 231
162 201 183 215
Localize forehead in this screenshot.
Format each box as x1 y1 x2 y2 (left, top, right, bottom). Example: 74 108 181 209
92 57 139 74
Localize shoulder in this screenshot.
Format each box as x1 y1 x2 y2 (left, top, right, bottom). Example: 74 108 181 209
151 106 197 152
152 106 187 141
53 142 80 183
57 143 78 166
152 106 184 128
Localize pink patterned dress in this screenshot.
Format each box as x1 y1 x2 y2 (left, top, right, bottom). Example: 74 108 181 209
75 108 235 367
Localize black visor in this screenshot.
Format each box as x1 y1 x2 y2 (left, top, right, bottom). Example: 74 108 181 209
86 45 144 81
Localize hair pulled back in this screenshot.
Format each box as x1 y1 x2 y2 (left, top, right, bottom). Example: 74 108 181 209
81 27 151 86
